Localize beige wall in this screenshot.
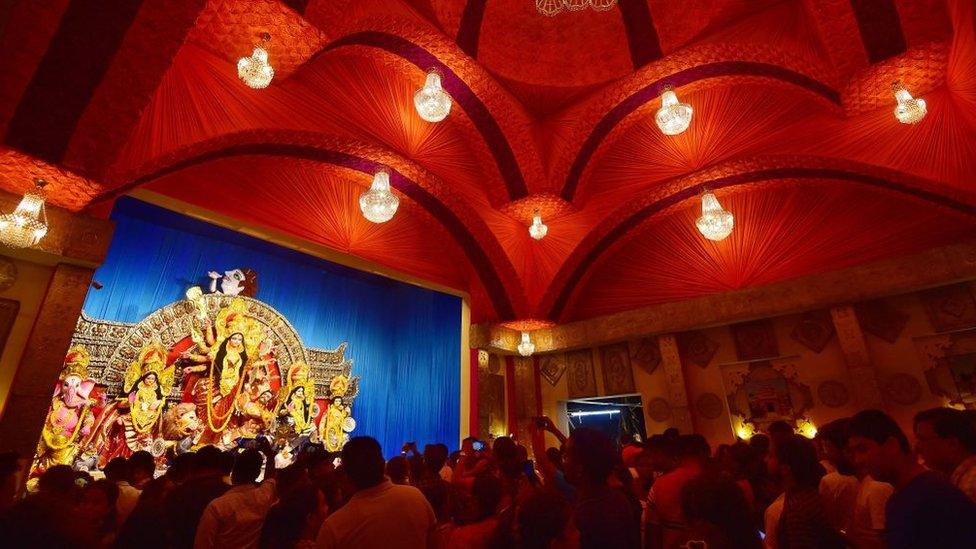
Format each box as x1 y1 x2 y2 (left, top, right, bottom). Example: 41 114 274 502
0 257 54 418
532 281 975 446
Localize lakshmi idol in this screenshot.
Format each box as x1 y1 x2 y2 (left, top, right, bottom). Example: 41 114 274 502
83 343 175 466
31 346 99 476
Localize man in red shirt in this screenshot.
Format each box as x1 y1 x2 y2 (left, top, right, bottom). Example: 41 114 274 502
646 435 709 548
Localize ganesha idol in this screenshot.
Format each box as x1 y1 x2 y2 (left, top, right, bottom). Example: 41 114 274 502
82 343 176 466
31 346 101 477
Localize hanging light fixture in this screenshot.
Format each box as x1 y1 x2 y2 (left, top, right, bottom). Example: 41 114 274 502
655 85 693 135
695 191 734 241
528 210 548 240
359 170 399 223
237 33 274 89
892 81 926 124
414 71 452 123
517 332 535 357
536 0 617 16
0 178 49 249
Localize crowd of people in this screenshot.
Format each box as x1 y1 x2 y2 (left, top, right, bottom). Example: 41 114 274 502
1 407 976 548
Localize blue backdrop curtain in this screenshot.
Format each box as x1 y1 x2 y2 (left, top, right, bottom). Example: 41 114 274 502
83 197 460 456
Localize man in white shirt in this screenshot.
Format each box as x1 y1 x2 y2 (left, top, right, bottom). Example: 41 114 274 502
194 446 277 549
317 436 435 549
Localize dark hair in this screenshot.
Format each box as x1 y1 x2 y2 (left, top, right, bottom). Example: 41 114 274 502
749 434 770 455
817 419 855 475
129 450 155 479
849 409 910 453
342 437 385 489
38 465 78 496
773 434 825 490
914 407 976 453
103 457 129 483
85 479 120 532
220 450 236 475
677 434 710 460
259 482 320 549
472 473 503 521
516 490 573 549
137 372 164 401
232 449 264 485
567 427 616 484
681 472 762 549
196 445 224 471
213 333 248 382
768 421 795 441
167 452 197 483
386 456 409 484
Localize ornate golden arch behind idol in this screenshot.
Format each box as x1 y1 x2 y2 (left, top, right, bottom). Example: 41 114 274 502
72 293 358 402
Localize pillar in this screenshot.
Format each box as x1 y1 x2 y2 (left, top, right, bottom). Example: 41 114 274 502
830 305 884 409
658 334 694 433
0 264 94 457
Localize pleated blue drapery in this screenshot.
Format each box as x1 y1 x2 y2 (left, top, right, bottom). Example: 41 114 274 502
83 198 460 456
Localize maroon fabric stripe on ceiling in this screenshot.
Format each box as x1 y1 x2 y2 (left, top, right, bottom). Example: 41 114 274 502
617 0 662 68
5 0 145 164
281 0 310 15
849 0 907 63
457 0 488 58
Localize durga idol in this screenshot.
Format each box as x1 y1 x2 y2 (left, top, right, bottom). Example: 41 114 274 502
31 346 98 476
181 299 270 445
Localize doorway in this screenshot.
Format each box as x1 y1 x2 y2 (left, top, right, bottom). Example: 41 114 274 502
564 394 647 445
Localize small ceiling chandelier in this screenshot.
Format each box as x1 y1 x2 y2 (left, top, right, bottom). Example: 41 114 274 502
892 81 926 124
695 191 734 241
0 178 49 249
517 332 535 357
528 210 548 240
536 0 617 16
656 86 693 135
237 33 274 89
359 170 399 223
414 71 452 123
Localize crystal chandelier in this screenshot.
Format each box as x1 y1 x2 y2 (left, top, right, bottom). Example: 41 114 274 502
892 81 926 124
414 71 452 123
517 332 535 357
528 210 548 240
695 191 734 241
237 33 274 89
0 178 49 249
536 0 617 16
359 171 399 223
656 86 693 135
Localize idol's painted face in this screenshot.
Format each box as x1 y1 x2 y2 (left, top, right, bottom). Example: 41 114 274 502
144 373 158 389
230 333 244 346
221 269 246 294
294 388 305 400
63 375 82 397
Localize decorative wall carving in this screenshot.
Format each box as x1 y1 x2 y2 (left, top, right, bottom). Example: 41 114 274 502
817 380 850 408
722 359 813 431
677 330 719 368
477 370 505 438
600 343 635 395
658 334 693 432
566 349 597 398
731 319 778 361
647 397 672 422
0 257 17 292
539 353 567 387
920 283 976 333
0 298 19 355
629 337 660 374
882 373 923 405
695 392 724 420
831 305 884 409
856 300 910 343
914 330 976 409
791 310 835 353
